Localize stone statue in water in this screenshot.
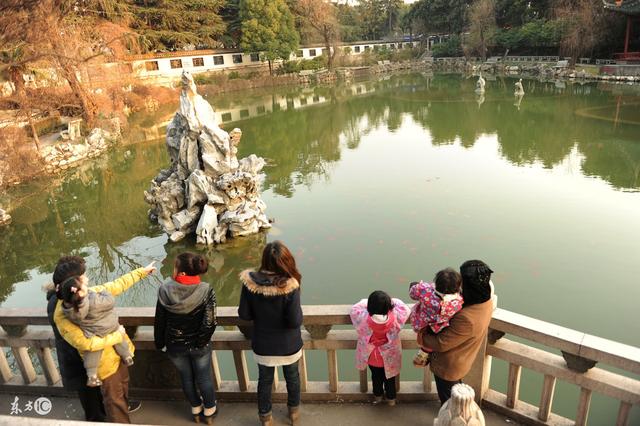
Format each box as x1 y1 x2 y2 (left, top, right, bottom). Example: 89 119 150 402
514 78 525 96
0 208 11 227
475 73 486 94
433 384 485 426
144 71 271 245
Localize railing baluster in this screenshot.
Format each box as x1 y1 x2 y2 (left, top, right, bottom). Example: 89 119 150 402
538 374 556 421
298 350 308 392
0 348 13 383
616 401 632 426
359 368 367 393
232 349 249 392
35 347 60 385
327 349 338 392
11 346 36 384
506 363 522 408
210 350 221 390
575 387 592 426
272 366 279 391
423 365 432 393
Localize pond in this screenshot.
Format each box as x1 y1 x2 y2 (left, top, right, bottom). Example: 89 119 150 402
1 73 639 422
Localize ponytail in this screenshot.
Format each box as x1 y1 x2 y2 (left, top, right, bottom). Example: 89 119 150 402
175 252 208 276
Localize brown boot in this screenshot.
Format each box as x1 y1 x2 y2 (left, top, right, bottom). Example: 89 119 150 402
288 406 300 425
259 412 273 426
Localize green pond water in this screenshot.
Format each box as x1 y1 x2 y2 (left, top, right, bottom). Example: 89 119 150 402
1 73 639 422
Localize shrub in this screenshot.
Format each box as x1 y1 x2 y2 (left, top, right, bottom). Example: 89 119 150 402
375 47 392 61
432 36 464 57
227 71 241 80
301 55 328 71
242 71 261 79
193 72 227 86
278 60 303 75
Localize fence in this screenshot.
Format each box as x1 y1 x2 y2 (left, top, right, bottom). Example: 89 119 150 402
0 305 638 425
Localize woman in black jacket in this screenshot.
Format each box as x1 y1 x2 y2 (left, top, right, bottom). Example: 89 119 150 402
238 241 303 426
154 253 217 424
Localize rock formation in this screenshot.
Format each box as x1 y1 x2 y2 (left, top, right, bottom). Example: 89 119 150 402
41 128 113 174
433 384 485 426
144 71 270 245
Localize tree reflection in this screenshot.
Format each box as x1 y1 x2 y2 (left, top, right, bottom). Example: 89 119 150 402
0 142 168 303
1 73 639 306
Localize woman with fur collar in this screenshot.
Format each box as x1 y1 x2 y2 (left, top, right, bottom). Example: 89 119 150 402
238 241 303 426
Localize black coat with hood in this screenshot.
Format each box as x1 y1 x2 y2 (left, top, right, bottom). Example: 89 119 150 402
238 269 303 357
154 278 217 352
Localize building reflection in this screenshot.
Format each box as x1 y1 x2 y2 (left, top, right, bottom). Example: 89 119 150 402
2 73 639 306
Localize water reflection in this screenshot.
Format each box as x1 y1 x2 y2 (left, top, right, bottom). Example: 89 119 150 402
206 74 640 191
2 73 640 308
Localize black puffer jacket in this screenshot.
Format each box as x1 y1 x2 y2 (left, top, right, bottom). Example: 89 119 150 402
46 291 87 390
154 278 217 352
238 269 303 356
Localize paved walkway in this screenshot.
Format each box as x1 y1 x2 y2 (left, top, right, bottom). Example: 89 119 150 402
0 395 518 425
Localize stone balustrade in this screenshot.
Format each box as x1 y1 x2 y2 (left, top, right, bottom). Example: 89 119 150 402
0 306 638 425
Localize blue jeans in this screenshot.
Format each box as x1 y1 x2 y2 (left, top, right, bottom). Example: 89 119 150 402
168 346 217 409
257 362 300 415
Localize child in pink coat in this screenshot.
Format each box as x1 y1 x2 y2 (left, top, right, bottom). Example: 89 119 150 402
350 291 410 405
409 268 463 367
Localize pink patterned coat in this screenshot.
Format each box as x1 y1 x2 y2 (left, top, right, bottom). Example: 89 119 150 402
350 298 410 379
409 281 463 333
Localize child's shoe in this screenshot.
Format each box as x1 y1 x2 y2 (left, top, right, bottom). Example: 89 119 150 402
412 350 430 367
86 375 102 387
124 356 134 367
386 399 397 406
372 395 383 405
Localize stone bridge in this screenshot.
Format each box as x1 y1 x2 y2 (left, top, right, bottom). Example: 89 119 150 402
0 305 638 425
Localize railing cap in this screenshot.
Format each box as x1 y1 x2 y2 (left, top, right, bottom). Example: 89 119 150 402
1 305 638 374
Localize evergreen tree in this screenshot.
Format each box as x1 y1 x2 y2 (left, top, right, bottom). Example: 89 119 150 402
127 0 226 51
220 0 242 48
239 0 299 74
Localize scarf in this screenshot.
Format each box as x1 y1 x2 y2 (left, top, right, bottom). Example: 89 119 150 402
174 274 201 285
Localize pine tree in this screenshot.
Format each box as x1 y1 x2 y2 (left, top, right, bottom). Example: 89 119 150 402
128 0 226 51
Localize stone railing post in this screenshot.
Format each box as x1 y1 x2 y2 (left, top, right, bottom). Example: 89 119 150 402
465 332 491 404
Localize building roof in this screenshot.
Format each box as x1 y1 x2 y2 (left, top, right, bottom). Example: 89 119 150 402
603 0 640 15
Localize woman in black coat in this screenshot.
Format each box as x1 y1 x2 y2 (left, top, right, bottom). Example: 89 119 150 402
238 241 303 426
154 253 217 424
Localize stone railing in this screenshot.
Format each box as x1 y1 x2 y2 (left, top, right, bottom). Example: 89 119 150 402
0 306 638 425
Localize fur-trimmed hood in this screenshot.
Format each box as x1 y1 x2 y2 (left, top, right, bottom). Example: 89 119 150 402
239 269 299 297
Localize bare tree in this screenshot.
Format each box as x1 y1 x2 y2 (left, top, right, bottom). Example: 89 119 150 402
0 0 136 127
553 0 612 63
466 0 497 60
295 0 340 70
